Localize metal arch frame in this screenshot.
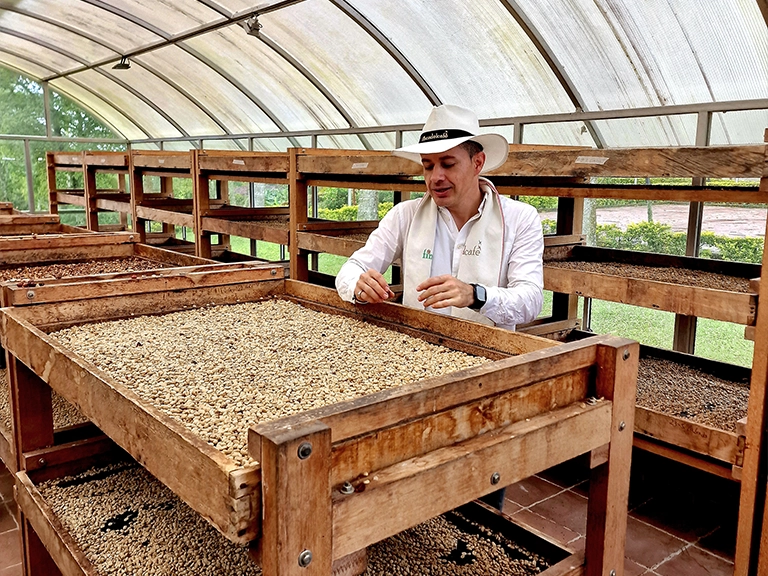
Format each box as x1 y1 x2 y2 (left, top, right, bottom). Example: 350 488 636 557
497 0 606 148
256 32 374 151
0 27 190 138
0 6 237 142
327 0 441 107
52 0 304 146
0 48 136 140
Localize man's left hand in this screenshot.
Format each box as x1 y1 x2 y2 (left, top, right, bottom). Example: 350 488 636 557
416 275 474 309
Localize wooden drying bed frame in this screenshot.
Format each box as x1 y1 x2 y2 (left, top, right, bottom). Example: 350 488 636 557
544 245 760 325
0 232 220 474
3 275 637 576
633 344 750 480
192 150 291 259
0 214 86 236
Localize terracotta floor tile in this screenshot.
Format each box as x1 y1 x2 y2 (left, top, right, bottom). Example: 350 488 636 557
536 455 590 489
511 509 580 547
0 504 16 534
624 517 687 569
505 476 563 507
624 557 647 576
0 564 21 576
501 498 522 516
631 492 720 543
697 524 737 562
566 536 585 554
0 530 20 570
655 546 734 576
530 489 589 535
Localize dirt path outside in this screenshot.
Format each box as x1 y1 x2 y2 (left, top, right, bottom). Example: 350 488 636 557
540 204 767 238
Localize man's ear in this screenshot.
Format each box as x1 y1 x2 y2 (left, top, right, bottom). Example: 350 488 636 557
474 151 486 175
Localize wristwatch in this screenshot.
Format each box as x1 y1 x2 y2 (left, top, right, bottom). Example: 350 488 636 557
469 283 487 310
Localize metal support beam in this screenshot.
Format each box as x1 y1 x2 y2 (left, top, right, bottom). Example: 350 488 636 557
673 110 712 354
23 139 35 213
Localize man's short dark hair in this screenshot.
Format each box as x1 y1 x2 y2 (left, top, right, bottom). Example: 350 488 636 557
460 140 484 158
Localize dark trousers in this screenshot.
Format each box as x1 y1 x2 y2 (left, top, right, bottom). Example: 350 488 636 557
479 487 506 511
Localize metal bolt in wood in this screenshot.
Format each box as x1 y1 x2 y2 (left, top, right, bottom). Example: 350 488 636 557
490 472 501 485
297 442 313 459
340 482 354 495
298 549 313 567
618 421 626 431
26 290 35 300
623 349 630 360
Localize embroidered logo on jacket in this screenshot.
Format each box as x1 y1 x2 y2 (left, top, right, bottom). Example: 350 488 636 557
462 241 482 257
422 248 433 260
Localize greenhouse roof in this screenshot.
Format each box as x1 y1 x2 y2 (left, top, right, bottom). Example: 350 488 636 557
1 0 767 149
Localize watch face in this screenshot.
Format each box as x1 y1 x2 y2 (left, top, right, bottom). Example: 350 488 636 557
477 284 487 302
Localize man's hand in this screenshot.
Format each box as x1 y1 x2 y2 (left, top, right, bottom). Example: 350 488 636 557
355 269 396 304
416 275 473 309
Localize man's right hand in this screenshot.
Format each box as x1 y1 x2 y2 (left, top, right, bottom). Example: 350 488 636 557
355 269 395 304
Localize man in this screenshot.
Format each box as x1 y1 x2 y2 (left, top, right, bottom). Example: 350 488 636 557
335 104 544 330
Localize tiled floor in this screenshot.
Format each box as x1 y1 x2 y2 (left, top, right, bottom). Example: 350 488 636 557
503 449 739 576
0 448 739 575
0 462 20 576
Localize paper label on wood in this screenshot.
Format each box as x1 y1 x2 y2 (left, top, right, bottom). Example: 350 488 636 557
232 159 245 165
352 163 369 169
575 156 610 165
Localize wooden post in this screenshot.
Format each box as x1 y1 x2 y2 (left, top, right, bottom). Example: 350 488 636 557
159 175 175 239
83 164 100 231
735 130 768 576
290 148 309 281
192 150 212 259
129 152 146 242
258 420 333 575
553 197 584 321
45 152 58 215
8 355 54 471
585 339 637 576
21 516 62 576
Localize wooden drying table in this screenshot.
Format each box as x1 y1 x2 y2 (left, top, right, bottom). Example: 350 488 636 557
3 276 637 576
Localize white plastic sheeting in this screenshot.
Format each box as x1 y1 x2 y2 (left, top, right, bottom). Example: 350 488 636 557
0 0 766 147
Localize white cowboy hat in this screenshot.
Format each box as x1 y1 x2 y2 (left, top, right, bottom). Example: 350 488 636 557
393 105 509 173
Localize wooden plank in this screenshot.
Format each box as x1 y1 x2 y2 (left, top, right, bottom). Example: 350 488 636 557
296 232 367 258
290 148 309 281
329 401 612 559
258 421 333 575
50 152 84 166
250 336 600 452
299 153 420 177
83 152 128 168
297 221 379 232
0 232 135 252
634 407 739 464
22 515 66 576
198 151 289 174
9 265 283 306
328 369 591 485
539 551 585 576
492 184 768 203
2 312 260 543
93 197 131 213
633 436 736 481
47 152 59 215
8 355 54 470
16 473 94 576
491 145 765 178
285 279 558 355
132 242 212 267
0 420 15 473
205 207 290 218
201 216 289 245
22 434 115 474
55 192 86 207
131 150 191 170
585 340 637 576
305 177 426 193
134 205 195 228
192 149 211 259
0 243 135 267
544 266 757 325
0 215 60 226
544 234 585 247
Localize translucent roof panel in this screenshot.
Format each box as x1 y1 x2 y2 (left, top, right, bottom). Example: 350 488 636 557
162 141 198 151
184 27 350 132
0 11 118 63
513 0 768 110
252 137 313 151
49 78 145 140
710 111 768 145
1 1 162 54
96 62 227 136
317 134 369 150
522 122 597 147
54 71 183 139
97 0 226 36
201 139 248 151
349 0 576 119
262 0 432 127
0 51 54 79
0 31 81 73
593 115 698 148
136 45 280 134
